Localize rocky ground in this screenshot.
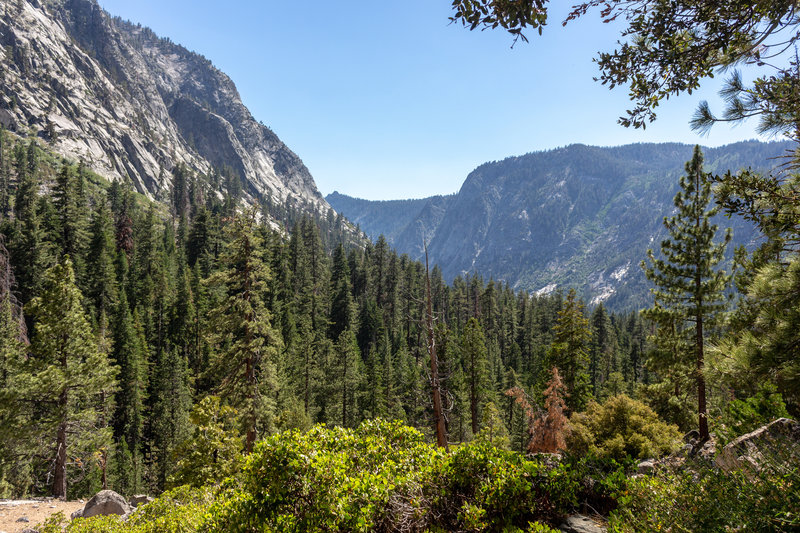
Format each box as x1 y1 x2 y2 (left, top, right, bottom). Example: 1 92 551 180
0 499 83 533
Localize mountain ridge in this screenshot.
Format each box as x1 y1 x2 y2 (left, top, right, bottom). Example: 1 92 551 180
0 0 327 212
328 140 793 310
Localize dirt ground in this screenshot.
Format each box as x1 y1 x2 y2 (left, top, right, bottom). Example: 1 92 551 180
0 500 84 533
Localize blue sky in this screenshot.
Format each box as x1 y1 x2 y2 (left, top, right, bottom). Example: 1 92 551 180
98 0 768 200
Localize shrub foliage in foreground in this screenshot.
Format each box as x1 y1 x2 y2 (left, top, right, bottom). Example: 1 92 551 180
610 457 800 532
206 419 583 531
42 419 797 532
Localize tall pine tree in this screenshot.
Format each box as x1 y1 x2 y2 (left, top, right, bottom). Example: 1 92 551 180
206 209 282 452
24 258 117 498
642 146 731 440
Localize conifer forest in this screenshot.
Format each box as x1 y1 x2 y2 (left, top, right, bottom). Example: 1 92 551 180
0 0 799 531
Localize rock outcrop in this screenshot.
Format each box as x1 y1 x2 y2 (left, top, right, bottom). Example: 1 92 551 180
559 514 606 533
0 0 327 213
129 494 153 508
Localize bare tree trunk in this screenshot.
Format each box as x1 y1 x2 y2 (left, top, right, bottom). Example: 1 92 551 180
53 404 67 499
425 245 447 449
696 313 709 440
101 448 108 490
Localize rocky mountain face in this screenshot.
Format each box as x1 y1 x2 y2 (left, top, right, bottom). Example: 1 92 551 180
328 141 793 311
325 191 453 248
0 0 326 210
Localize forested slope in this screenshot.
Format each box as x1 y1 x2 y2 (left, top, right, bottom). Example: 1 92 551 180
331 141 792 310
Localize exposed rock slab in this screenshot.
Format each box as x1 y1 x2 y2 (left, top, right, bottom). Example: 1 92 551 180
716 418 800 473
559 514 606 533
129 494 153 508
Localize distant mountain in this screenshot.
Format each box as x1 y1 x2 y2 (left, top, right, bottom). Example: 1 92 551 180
329 141 793 311
0 0 327 212
325 191 453 247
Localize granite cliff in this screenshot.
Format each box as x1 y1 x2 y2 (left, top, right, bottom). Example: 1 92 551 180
0 0 326 210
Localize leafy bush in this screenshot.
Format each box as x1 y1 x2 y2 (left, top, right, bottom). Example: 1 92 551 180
205 420 443 532
567 395 681 460
610 458 800 532
51 421 630 532
205 420 599 532
429 439 580 530
37 486 215 533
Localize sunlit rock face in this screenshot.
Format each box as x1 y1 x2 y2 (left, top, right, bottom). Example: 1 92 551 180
0 0 326 212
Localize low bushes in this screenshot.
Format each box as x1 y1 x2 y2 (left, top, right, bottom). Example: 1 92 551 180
610 458 800 532
206 420 599 532
47 417 796 532
567 395 681 461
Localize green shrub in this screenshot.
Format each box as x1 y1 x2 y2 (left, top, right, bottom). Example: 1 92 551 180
124 485 215 532
206 420 597 532
50 421 631 532
610 459 800 532
567 395 681 460
38 486 215 533
429 439 580 530
206 419 443 532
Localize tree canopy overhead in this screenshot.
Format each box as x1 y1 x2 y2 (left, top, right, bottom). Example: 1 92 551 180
452 0 800 132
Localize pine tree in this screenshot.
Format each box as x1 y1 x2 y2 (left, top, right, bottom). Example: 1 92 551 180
642 146 731 440
206 209 282 452
86 197 118 317
329 243 354 341
53 162 89 283
0 126 9 217
11 141 48 305
332 329 363 428
110 289 148 493
461 317 488 436
589 304 618 396
0 236 29 494
149 346 191 490
24 258 117 498
549 289 592 411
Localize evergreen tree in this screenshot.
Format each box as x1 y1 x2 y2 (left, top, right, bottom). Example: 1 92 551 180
149 346 191 490
461 317 488 436
110 289 148 492
332 329 363 428
53 162 89 282
86 196 118 317
24 258 117 498
0 237 29 495
548 289 592 411
329 243 354 341
589 304 618 396
0 126 9 217
642 146 731 440
206 209 282 452
11 141 48 305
